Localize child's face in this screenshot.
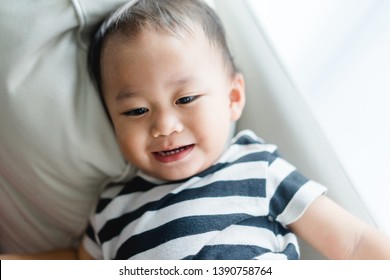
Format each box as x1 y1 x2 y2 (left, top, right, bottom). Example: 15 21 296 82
101 27 245 181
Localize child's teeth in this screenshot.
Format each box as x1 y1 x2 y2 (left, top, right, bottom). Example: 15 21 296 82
159 147 185 156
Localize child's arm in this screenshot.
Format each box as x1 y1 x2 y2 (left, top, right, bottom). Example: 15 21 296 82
0 249 78 260
0 246 95 260
78 244 95 260
289 195 390 259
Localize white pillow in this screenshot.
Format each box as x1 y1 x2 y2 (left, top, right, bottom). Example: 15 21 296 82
0 0 135 253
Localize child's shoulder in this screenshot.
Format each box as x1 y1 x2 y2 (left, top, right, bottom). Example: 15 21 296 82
231 129 267 146
218 130 279 163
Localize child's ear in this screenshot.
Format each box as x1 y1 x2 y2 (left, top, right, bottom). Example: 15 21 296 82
229 73 245 122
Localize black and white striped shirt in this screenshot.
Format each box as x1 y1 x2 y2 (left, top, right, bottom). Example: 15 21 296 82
83 130 326 259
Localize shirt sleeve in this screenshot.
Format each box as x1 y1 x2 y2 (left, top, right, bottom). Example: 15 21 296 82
266 154 327 227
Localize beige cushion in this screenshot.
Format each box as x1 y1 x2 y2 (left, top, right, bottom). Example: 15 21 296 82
0 0 135 253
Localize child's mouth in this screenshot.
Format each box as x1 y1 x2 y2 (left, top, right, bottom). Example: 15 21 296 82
152 144 194 163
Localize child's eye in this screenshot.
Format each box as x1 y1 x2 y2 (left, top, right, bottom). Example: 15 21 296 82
175 95 199 105
122 107 149 116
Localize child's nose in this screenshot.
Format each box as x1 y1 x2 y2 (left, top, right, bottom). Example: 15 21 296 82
151 110 184 138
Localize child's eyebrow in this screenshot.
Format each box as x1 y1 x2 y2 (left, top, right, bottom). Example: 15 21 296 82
116 91 139 102
167 76 197 88
115 77 197 102
170 77 191 85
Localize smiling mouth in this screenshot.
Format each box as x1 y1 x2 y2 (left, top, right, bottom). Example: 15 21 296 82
152 144 194 163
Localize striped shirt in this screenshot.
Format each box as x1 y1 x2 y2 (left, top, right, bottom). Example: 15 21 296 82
83 130 326 259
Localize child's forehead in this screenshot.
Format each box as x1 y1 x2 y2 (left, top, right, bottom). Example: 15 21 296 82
105 23 221 60
101 23 232 80
104 28 220 70
100 25 232 94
